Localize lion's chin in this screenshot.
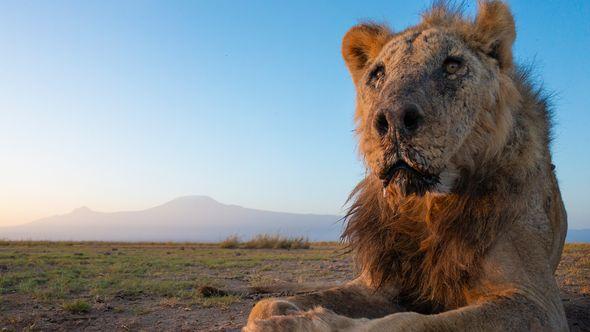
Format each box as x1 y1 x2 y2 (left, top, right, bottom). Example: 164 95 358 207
388 169 439 197
380 160 440 197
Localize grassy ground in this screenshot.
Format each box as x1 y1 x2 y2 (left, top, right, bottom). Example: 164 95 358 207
0 241 588 331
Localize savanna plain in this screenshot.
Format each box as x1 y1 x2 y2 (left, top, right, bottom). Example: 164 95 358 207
0 240 588 331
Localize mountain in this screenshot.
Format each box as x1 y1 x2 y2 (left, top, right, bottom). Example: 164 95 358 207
567 229 590 243
0 196 342 242
2 197 586 243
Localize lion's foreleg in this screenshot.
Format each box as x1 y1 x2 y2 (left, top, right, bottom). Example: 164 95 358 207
357 292 567 332
245 290 566 332
246 277 402 324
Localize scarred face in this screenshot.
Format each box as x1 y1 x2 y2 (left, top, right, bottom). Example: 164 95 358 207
342 13 516 196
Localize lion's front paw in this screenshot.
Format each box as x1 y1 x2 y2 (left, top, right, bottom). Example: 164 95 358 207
243 307 362 332
247 298 301 323
243 314 319 332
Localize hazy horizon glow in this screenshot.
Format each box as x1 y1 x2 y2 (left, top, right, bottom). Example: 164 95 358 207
1 1 589 228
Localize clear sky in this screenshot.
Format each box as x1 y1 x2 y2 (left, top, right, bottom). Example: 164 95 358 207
0 1 588 228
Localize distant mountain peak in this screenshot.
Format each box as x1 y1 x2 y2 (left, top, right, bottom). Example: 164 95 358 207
171 195 218 203
0 196 341 242
71 206 93 214
154 195 226 210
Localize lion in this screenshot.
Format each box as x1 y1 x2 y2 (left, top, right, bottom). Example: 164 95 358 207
244 1 568 331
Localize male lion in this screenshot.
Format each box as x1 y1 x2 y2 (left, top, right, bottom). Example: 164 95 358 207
245 1 568 331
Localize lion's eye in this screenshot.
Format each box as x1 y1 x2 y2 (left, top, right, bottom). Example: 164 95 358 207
367 64 385 88
443 57 464 75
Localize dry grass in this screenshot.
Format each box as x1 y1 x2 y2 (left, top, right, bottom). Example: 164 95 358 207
219 234 310 249
247 234 310 249
219 235 241 249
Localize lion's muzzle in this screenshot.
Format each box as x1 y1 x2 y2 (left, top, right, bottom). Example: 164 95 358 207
379 160 439 196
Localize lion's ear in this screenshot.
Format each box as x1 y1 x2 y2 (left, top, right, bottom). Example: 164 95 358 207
342 23 392 84
473 1 516 70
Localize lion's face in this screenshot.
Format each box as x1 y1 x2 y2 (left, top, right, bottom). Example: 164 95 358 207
342 8 517 196
356 29 496 196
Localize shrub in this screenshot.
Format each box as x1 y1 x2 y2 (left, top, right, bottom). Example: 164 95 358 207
244 234 310 250
219 235 241 249
62 299 91 314
220 234 310 249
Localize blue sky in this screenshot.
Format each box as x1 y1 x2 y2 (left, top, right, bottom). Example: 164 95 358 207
0 1 588 228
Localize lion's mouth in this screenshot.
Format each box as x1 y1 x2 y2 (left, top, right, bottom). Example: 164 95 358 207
379 160 440 196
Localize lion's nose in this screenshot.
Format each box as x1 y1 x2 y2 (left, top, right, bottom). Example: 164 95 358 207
398 104 424 135
374 110 391 137
374 104 424 138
